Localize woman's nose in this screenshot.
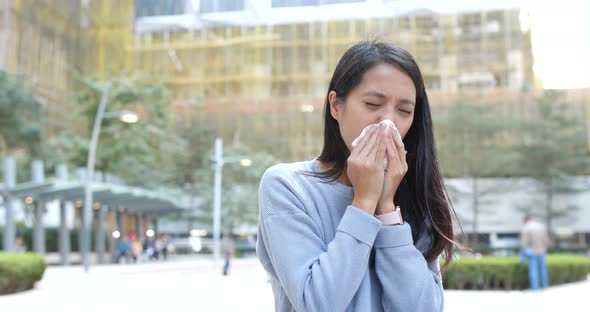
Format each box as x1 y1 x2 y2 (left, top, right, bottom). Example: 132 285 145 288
379 109 397 125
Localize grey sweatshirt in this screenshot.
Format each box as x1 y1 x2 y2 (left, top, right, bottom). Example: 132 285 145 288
256 159 444 312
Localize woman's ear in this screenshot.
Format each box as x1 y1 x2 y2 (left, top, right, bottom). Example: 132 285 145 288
328 91 342 121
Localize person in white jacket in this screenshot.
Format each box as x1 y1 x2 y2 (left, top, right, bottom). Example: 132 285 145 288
521 215 551 290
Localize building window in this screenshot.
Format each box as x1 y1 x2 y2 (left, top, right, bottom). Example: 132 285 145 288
321 0 364 4
272 0 364 8
200 0 244 13
135 0 186 18
272 0 315 7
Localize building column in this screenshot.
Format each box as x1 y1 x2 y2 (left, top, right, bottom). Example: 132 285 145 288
143 217 149 237
2 158 16 252
75 203 83 257
116 209 124 237
31 160 45 253
152 214 159 235
107 208 116 263
95 205 106 264
123 212 130 236
137 212 145 243
2 195 15 252
129 212 137 236
578 232 587 246
33 199 46 253
59 200 70 265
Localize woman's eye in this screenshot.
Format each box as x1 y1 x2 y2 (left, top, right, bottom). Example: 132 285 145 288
400 110 412 115
365 102 381 107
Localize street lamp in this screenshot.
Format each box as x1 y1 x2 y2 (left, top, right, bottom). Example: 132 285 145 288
82 86 139 272
210 137 252 263
103 110 139 123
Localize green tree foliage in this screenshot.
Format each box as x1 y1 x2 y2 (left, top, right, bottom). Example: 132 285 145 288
514 91 590 234
45 77 178 187
0 70 42 158
175 142 275 234
435 96 519 245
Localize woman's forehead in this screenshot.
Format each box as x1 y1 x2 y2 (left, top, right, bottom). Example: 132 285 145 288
356 65 416 98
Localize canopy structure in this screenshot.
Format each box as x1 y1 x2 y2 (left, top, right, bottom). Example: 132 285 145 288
2 165 195 266
9 179 191 215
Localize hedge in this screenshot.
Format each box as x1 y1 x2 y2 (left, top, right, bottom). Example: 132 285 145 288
443 255 590 290
469 246 589 256
0 252 47 295
0 227 81 252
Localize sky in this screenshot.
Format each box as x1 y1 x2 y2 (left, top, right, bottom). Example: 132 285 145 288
392 0 590 89
520 0 590 89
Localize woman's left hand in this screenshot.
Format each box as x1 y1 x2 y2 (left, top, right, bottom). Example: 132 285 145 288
376 126 408 215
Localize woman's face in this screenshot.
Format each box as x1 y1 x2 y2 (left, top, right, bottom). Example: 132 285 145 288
329 63 416 152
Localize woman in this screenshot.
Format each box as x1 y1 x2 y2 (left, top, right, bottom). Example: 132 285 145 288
256 41 456 312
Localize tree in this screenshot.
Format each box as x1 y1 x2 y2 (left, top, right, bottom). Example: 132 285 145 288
44 76 178 188
169 116 217 187
435 96 520 245
515 90 590 235
182 142 275 235
0 70 42 158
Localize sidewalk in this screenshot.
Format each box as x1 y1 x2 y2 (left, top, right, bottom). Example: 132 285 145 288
1 256 275 312
445 277 589 312
42 251 205 266
0 256 587 312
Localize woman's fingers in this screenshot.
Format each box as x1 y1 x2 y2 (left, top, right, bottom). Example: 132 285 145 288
390 126 408 171
352 124 378 157
372 127 387 164
385 134 401 174
359 124 382 158
351 123 400 173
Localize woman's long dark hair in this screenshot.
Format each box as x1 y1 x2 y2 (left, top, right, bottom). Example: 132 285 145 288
305 40 458 270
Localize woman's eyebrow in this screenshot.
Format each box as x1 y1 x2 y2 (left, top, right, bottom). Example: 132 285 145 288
400 98 415 106
363 91 415 106
362 91 387 98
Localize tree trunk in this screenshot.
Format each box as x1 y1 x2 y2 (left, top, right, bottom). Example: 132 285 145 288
545 177 554 239
471 177 480 246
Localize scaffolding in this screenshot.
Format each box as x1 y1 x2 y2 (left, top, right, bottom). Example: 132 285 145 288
0 0 133 139
128 6 536 160
5 1 581 162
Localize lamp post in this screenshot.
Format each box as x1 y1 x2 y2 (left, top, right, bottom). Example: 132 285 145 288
82 86 138 272
210 138 252 263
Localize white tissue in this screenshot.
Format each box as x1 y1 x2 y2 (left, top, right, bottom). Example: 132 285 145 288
351 119 401 169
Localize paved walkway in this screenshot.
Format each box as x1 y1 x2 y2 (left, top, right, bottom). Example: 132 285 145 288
0 256 587 311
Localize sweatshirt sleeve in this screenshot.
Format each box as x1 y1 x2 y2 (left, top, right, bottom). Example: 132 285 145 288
373 223 444 312
257 167 382 312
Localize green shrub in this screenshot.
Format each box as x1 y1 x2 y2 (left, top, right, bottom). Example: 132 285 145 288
0 227 81 252
443 255 590 290
0 252 47 295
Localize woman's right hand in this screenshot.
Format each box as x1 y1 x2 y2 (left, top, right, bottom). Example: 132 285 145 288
347 123 388 215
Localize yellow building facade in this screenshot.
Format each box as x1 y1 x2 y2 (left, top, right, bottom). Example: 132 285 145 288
1 1 556 161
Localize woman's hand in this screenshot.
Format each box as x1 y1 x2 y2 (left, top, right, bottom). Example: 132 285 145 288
348 123 388 215
376 126 408 215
